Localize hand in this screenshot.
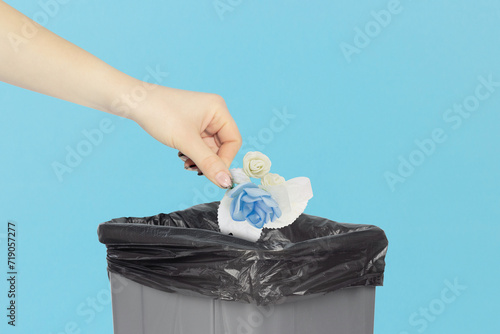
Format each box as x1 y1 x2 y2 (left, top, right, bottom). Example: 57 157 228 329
0 2 242 188
123 85 242 188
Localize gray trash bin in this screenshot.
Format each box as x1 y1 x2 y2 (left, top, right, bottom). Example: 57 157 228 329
98 202 388 334
109 272 376 334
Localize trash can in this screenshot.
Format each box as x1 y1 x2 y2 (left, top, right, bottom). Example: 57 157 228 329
98 202 388 334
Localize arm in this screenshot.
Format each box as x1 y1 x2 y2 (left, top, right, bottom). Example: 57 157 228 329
0 1 240 188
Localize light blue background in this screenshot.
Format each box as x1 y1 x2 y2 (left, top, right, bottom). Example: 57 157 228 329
1 0 499 333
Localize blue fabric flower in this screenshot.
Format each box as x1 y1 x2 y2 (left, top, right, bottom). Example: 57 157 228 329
227 182 282 229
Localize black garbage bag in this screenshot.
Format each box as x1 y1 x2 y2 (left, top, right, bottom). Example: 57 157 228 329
98 202 388 306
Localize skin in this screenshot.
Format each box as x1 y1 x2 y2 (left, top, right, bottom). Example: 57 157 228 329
0 1 241 188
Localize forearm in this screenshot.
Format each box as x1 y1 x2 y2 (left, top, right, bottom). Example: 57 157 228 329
0 2 240 187
0 1 137 116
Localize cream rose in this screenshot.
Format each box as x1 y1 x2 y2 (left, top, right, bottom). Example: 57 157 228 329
260 173 285 188
243 152 271 178
230 168 251 185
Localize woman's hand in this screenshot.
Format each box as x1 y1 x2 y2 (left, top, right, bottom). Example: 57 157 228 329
0 2 241 188
123 85 241 188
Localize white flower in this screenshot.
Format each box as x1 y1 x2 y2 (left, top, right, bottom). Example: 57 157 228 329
230 168 251 185
243 151 271 178
260 173 285 189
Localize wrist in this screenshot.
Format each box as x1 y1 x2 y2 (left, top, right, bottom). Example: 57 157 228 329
101 71 146 121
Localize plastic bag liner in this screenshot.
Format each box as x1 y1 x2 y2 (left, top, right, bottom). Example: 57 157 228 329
98 202 388 306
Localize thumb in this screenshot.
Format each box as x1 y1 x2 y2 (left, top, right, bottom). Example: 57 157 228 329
180 136 233 189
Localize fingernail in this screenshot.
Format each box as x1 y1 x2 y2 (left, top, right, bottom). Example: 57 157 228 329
215 171 232 189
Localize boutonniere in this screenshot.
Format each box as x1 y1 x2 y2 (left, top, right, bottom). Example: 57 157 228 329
218 151 313 241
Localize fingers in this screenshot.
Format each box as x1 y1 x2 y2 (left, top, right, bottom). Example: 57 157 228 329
176 95 241 187
178 151 188 162
178 124 241 179
179 153 202 175
214 120 242 168
178 136 233 188
201 109 241 168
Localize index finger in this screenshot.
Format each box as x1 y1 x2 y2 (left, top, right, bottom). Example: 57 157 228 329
210 112 242 168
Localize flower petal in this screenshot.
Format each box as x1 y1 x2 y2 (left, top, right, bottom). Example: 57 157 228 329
260 195 279 208
247 213 264 228
271 206 282 221
230 168 251 185
227 181 282 230
244 187 271 198
228 182 258 198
